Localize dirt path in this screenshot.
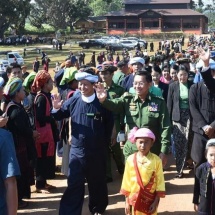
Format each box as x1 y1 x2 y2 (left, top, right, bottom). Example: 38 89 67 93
18 154 196 215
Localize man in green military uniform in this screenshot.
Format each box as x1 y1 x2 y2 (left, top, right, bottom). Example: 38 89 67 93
99 62 125 182
96 70 171 166
112 60 129 86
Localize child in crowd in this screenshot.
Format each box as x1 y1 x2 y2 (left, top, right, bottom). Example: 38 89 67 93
120 127 165 215
193 138 215 214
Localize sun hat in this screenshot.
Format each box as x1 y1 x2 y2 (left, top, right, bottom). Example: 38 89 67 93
128 127 156 144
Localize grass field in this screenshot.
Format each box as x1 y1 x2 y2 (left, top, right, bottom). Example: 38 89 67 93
0 42 161 70
0 37 190 72
0 41 165 95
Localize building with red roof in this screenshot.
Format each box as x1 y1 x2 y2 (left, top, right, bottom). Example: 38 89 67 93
105 0 208 35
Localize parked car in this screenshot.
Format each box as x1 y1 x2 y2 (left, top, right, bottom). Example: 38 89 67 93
0 64 4 74
7 52 24 65
119 40 138 49
0 60 9 82
107 43 133 52
100 36 120 44
0 59 9 68
121 37 139 41
79 39 105 49
138 40 147 48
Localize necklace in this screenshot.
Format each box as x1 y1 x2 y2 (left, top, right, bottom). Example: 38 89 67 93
137 153 147 165
137 160 147 165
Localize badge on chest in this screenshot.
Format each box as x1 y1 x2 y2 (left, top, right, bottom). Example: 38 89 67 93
86 112 102 120
148 102 158 112
129 102 137 111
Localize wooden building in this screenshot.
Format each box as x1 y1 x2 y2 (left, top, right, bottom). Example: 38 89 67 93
105 0 208 35
74 16 106 33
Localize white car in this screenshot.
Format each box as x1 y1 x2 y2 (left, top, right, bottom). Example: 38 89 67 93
7 52 24 65
121 37 139 41
120 37 146 47
101 36 120 44
0 59 9 73
119 40 138 49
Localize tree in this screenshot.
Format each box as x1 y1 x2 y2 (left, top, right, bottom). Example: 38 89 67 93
190 0 196 9
13 0 31 34
198 0 204 8
29 1 49 29
29 0 91 31
0 0 31 37
89 0 123 16
67 0 91 31
204 10 215 27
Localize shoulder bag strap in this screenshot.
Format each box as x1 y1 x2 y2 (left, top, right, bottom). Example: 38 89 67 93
133 153 145 189
133 153 156 190
5 101 20 117
34 93 51 129
34 93 50 116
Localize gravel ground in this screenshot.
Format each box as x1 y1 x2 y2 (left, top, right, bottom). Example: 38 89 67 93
18 154 196 215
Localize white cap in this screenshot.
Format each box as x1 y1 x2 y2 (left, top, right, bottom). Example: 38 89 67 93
129 57 145 66
206 138 215 148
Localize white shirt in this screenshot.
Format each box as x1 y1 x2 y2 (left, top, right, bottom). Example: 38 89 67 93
81 93 95 103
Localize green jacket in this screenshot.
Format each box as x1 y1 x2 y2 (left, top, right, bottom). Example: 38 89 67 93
102 92 171 159
107 82 125 133
112 70 126 86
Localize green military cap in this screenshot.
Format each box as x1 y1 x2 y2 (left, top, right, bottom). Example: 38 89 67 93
60 67 78 86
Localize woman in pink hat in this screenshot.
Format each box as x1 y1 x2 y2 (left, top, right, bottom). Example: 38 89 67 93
120 127 165 215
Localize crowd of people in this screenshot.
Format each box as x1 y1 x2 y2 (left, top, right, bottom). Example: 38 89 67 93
0 36 56 46
0 34 215 215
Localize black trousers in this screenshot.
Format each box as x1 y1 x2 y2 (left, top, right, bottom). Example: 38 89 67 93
59 151 108 215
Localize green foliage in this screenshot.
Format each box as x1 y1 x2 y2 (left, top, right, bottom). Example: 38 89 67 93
0 0 31 37
192 0 215 28
204 11 215 27
28 2 48 29
198 0 204 8
89 0 123 16
24 23 55 35
29 0 91 31
190 0 196 9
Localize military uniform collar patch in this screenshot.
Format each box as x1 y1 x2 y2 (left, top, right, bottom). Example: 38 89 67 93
134 93 151 102
134 94 139 101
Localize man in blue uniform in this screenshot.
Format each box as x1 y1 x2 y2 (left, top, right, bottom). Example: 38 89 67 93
0 128 20 215
52 68 114 215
